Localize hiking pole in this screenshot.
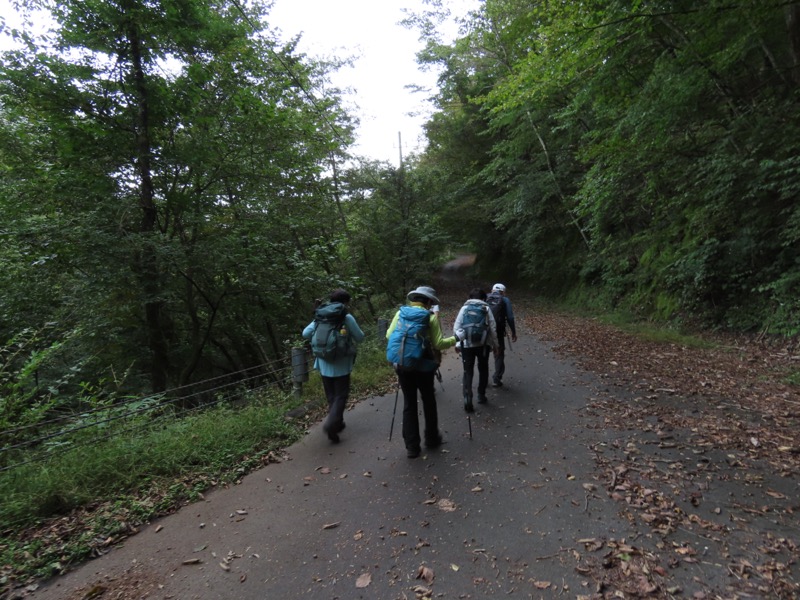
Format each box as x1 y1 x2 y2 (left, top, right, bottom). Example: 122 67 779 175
506 330 514 351
435 368 444 391
388 384 399 441
467 412 472 440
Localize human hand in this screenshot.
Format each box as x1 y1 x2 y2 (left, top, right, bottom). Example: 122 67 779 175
512 334 518 343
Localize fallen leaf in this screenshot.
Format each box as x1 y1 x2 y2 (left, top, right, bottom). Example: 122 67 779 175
322 522 340 530
533 580 551 589
450 564 460 571
182 558 201 565
417 564 434 584
355 572 371 588
437 499 457 512
471 485 483 492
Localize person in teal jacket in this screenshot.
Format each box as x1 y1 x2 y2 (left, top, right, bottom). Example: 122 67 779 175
303 289 365 443
386 286 457 458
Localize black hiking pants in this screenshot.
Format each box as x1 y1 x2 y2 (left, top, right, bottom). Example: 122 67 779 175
321 374 350 434
461 345 490 400
397 369 438 451
493 330 506 384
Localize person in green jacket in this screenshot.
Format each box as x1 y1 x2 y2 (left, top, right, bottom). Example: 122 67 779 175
386 286 457 458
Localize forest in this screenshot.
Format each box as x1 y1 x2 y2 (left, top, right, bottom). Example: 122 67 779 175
1 0 798 429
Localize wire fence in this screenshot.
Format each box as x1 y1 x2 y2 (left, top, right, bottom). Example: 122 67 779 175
0 351 309 474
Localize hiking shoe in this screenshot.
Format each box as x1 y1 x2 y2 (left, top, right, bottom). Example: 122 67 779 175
477 394 488 404
406 446 421 458
425 433 443 448
492 380 503 388
323 424 340 443
464 396 475 413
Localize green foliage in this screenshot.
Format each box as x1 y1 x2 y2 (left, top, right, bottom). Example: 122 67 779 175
0 0 359 398
411 0 800 335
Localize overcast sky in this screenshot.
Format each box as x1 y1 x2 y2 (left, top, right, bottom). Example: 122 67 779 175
268 0 477 165
0 0 477 165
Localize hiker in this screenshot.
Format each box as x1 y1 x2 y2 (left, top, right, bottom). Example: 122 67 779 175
453 288 498 412
486 283 517 387
302 289 365 443
386 286 457 458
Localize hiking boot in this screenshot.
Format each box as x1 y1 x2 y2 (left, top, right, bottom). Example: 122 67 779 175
464 395 475 413
492 379 503 388
406 446 421 458
323 424 340 443
477 394 488 404
425 432 443 448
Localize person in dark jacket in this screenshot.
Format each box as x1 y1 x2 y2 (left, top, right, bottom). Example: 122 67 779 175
488 283 517 387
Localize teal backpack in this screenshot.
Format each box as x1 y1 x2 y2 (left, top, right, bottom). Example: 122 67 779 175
386 306 437 372
461 303 489 345
311 302 355 361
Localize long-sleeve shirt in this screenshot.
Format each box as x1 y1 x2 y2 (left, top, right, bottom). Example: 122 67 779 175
498 296 516 337
453 299 498 350
386 302 457 350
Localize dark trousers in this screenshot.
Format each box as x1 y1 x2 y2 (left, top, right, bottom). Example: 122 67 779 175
493 332 506 383
397 369 438 451
321 374 350 433
461 345 490 399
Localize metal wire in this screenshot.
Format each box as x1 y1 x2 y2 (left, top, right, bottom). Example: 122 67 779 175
0 352 308 473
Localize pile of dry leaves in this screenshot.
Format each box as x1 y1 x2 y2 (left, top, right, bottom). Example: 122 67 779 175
526 308 799 599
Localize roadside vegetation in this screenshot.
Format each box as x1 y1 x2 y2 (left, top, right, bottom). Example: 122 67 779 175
2 0 798 595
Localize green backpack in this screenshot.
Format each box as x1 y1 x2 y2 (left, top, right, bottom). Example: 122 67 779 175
311 302 355 361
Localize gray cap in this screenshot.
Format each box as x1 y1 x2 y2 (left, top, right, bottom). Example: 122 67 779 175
407 286 440 305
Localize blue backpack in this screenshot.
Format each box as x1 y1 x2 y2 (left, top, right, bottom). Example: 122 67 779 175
461 303 489 345
386 306 437 372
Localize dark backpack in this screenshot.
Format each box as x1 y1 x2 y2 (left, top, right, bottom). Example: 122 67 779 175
461 303 489 345
486 292 507 328
311 302 355 361
386 306 437 372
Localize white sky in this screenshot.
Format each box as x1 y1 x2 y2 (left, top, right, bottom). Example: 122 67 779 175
0 0 477 165
268 0 476 165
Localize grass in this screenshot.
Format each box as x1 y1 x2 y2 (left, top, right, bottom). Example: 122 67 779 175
0 340 396 590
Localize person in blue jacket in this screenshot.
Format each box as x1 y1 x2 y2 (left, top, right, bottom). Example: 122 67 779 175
303 289 365 443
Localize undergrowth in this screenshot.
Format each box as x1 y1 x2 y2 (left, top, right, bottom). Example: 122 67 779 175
0 340 395 592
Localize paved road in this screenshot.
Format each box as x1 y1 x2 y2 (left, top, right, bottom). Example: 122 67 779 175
27 299 791 599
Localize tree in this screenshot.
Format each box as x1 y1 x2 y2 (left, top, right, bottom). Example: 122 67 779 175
0 0 356 404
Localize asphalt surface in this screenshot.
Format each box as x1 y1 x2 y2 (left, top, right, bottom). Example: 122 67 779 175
25 298 796 599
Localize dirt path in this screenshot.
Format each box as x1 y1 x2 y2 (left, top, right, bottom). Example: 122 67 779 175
23 286 800 600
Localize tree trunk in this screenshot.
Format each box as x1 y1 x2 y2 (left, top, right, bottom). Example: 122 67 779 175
125 9 170 392
787 4 800 86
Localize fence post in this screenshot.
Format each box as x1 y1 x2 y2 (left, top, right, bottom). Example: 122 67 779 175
291 347 309 399
377 318 388 343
